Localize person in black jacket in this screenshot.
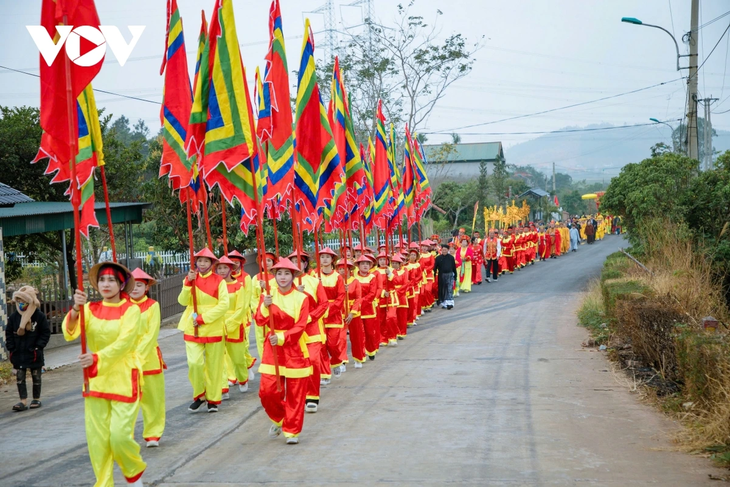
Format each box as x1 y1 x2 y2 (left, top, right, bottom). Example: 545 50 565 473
434 244 457 310
5 286 50 411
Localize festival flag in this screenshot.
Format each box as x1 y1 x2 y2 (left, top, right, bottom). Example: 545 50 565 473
359 143 375 234
37 0 103 167
386 122 404 230
187 0 262 230
294 19 341 229
261 0 295 216
159 0 194 194
412 134 432 217
402 125 417 227
254 67 272 142
324 56 349 231
185 10 209 160
372 100 393 229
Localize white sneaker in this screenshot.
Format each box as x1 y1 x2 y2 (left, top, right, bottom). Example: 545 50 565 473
228 380 235 387
320 378 331 385
341 363 346 373
268 424 282 438
354 362 363 369
128 478 144 487
389 340 398 347
333 366 342 378
221 392 229 400
286 436 299 445
305 402 318 413
238 382 249 393
248 369 255 381
146 440 159 448
379 342 388 348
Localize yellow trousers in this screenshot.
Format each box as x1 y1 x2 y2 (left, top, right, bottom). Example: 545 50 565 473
140 372 165 441
85 396 146 487
222 340 250 386
185 340 224 404
243 324 256 369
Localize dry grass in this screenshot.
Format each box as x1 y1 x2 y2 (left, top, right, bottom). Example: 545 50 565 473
0 361 13 386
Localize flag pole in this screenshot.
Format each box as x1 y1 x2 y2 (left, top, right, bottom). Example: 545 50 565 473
62 11 88 394
314 220 322 279
186 188 200 338
220 192 228 254
98 166 117 262
201 192 213 250
249 153 281 392
272 210 280 259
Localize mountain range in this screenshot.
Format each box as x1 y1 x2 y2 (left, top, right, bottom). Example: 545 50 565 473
503 123 730 182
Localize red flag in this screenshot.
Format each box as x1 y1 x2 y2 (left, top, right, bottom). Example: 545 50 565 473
372 100 393 229
38 0 103 166
554 195 559 206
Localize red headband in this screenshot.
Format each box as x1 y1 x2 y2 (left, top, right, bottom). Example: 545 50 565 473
99 266 126 284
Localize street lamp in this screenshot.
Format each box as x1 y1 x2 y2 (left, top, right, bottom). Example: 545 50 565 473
650 118 678 153
621 17 689 71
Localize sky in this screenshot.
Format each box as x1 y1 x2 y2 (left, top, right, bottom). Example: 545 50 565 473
1 0 730 176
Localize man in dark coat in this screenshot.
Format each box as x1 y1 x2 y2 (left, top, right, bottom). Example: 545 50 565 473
5 286 50 411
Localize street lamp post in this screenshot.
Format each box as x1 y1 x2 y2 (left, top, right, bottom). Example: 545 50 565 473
620 17 689 72
649 117 678 153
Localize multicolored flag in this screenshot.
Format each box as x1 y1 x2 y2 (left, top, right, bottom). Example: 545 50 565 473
372 100 393 229
188 0 262 230
294 19 341 229
402 125 417 227
261 0 295 216
37 0 103 167
325 56 349 232
412 134 432 216
159 0 193 194
254 67 272 142
34 84 104 238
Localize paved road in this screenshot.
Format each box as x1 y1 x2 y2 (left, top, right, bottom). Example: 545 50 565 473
0 236 724 486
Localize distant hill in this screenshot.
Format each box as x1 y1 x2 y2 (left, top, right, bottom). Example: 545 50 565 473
503 123 730 182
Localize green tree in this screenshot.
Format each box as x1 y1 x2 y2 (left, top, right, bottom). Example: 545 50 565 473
433 179 478 230
491 157 508 205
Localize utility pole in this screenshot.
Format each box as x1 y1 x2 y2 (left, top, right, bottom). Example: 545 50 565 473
686 0 699 161
700 97 719 170
552 162 556 193
309 0 336 62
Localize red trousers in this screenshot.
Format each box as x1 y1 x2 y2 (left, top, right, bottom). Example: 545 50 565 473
380 306 398 343
407 295 418 325
320 343 331 379
377 306 388 345
348 316 365 363
396 306 409 337
362 316 380 357
306 342 323 402
416 290 423 316
506 256 515 273
259 373 307 437
325 327 347 367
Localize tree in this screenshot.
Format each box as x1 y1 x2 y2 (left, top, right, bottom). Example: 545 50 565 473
336 1 481 137
433 179 478 230
546 172 573 192
651 142 672 158
490 157 508 206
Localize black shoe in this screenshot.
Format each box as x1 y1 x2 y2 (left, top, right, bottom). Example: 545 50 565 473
189 398 206 413
368 355 375 361
447 305 453 310
424 308 432 313
207 402 218 413
397 336 405 340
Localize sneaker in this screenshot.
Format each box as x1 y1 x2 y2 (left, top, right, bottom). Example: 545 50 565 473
249 369 255 381
389 340 398 347
340 363 346 373
305 402 318 413
320 378 331 385
333 366 342 378
207 402 218 413
268 424 282 438
228 380 235 387
188 398 206 413
221 392 230 401
379 342 388 348
286 436 299 445
238 383 249 393
128 478 144 487
354 362 363 369
146 440 159 448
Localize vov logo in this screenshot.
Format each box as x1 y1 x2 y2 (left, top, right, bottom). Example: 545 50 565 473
26 25 145 67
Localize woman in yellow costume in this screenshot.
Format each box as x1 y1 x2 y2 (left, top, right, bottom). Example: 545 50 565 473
215 256 252 399
455 236 474 293
63 262 146 486
129 268 166 448
178 248 229 413
228 251 256 389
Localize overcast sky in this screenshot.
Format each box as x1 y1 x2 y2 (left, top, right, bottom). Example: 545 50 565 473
2 0 729 167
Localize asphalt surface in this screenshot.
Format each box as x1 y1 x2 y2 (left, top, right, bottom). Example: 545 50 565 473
0 235 725 486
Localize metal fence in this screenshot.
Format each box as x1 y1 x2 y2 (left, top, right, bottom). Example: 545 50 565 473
6 271 187 334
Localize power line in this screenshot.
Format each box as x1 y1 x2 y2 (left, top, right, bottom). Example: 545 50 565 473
692 9 730 32
431 120 681 137
0 64 160 105
696 22 730 74
428 79 683 134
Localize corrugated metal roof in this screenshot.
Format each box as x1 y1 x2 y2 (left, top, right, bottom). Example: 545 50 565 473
518 188 550 198
0 202 151 237
0 183 34 207
423 142 504 163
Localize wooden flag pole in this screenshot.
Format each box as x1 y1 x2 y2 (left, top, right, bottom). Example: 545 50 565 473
186 188 200 338
314 220 322 279
249 154 281 392
272 212 280 259
61 12 88 394
201 193 213 249
220 192 228 254
99 166 117 262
